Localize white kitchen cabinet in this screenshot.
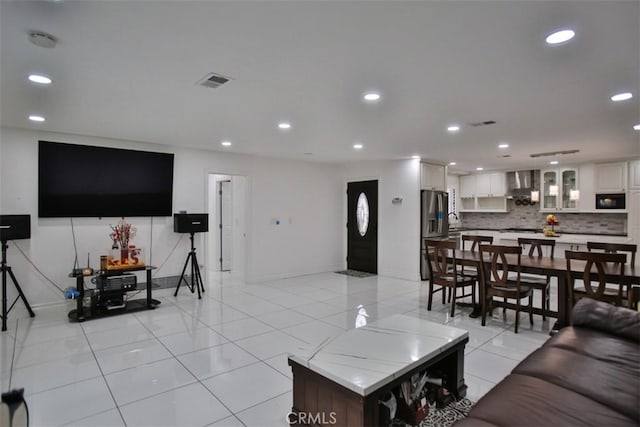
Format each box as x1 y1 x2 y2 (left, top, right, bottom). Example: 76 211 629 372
475 173 505 197
555 242 586 259
541 168 579 212
421 162 446 191
459 173 507 212
578 163 595 211
460 175 476 198
629 160 640 190
629 190 640 228
595 162 627 193
630 189 640 262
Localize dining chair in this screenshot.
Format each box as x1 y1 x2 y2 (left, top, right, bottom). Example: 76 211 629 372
565 251 626 313
586 242 636 266
517 237 556 320
461 235 494 252
424 239 476 317
629 286 640 311
586 242 636 306
456 235 495 301
478 244 534 333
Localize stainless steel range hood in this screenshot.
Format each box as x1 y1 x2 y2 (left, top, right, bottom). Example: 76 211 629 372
506 170 538 199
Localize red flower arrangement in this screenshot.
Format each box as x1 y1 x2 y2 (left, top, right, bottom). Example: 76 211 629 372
109 219 137 249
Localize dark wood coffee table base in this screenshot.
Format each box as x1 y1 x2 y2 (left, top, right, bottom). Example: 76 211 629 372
288 339 467 427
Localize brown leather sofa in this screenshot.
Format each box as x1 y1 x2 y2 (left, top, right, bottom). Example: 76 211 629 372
456 298 640 426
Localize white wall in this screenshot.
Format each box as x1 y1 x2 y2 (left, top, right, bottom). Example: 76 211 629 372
343 159 421 281
0 127 344 308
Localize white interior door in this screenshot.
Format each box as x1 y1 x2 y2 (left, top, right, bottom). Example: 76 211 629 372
220 180 233 271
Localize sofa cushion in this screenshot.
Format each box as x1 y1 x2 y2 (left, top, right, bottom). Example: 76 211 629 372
513 334 639 421
459 374 637 427
545 327 639 373
571 298 640 342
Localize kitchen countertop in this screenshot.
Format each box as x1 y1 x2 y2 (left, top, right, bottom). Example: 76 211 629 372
448 227 628 237
447 227 631 245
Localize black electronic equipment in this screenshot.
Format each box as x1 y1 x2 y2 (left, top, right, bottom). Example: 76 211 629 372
73 253 94 277
101 295 126 311
0 215 31 241
98 274 137 292
173 213 208 233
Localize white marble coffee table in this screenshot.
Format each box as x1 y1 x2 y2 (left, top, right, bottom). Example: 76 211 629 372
288 314 469 426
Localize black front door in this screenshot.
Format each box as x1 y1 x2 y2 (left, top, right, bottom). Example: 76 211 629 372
347 180 378 274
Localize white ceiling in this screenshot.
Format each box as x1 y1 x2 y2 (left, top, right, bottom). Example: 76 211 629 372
1 1 638 171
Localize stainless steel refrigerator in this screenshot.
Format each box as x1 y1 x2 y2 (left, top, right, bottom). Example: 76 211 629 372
420 190 449 280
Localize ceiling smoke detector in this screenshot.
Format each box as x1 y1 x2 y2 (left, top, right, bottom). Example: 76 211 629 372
197 72 232 89
29 31 57 48
468 120 496 127
529 149 579 158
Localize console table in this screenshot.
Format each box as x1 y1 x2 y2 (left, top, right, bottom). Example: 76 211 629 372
68 265 158 322
288 315 468 426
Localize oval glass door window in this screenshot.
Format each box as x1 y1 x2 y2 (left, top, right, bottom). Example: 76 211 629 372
356 192 370 236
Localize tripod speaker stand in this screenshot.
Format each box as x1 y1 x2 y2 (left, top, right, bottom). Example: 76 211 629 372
174 232 205 299
2 239 35 332
173 213 208 299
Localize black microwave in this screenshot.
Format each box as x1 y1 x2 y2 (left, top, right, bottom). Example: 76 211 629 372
595 193 626 210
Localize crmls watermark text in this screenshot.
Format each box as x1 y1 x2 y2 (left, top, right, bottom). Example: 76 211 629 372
286 411 337 425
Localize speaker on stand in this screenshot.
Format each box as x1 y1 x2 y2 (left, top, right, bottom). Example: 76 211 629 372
0 215 35 332
173 213 208 299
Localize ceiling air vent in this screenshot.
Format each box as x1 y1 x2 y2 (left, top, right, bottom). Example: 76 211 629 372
468 120 496 127
530 149 579 158
197 72 232 89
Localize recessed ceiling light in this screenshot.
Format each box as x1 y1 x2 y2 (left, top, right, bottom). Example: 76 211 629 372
363 92 381 101
411 155 420 159
546 29 575 45
611 92 633 102
550 160 559 165
28 115 45 122
353 144 363 150
278 122 291 130
221 141 232 147
498 143 509 149
449 162 457 166
476 167 483 171
634 124 640 130
28 74 52 85
447 125 460 132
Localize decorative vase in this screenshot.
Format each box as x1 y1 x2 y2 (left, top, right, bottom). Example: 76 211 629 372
120 248 129 265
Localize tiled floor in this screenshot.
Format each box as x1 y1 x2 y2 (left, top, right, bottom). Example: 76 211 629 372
1 272 555 426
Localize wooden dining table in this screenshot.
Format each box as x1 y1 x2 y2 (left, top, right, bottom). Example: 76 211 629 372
451 250 640 332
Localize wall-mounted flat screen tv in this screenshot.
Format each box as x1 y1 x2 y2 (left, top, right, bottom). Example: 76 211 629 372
39 141 174 218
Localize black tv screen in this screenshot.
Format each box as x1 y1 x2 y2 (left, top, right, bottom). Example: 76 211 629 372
39 141 174 218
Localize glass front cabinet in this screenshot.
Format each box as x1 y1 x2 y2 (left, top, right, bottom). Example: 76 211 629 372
541 168 579 211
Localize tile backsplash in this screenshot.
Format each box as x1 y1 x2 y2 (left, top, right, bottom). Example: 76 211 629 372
460 203 627 235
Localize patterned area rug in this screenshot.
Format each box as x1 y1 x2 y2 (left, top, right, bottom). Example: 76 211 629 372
334 269 377 278
392 398 474 427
